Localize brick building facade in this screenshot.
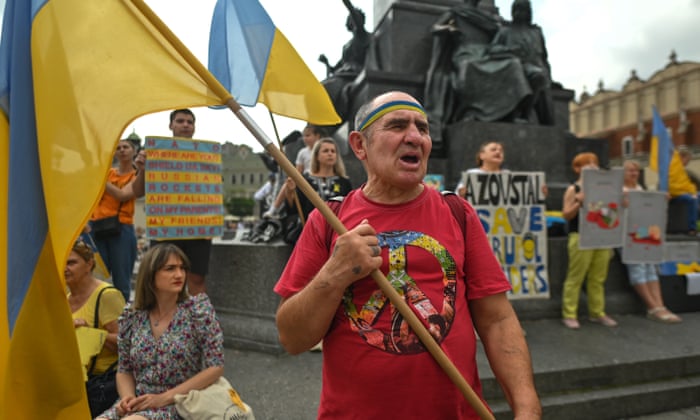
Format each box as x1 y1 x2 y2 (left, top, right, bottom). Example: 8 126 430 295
569 52 700 185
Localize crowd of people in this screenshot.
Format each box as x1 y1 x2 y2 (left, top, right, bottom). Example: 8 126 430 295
71 108 227 418
66 89 690 419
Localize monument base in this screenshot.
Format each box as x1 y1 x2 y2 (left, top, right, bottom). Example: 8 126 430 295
207 237 700 354
207 241 292 354
438 119 609 210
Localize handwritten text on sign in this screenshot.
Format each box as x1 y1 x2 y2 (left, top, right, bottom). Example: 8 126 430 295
145 137 224 239
464 172 549 299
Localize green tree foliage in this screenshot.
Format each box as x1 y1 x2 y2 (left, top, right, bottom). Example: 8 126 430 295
225 196 255 216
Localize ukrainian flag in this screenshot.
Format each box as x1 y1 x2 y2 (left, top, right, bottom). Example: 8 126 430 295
208 0 341 125
649 106 674 191
1 0 227 418
648 106 694 195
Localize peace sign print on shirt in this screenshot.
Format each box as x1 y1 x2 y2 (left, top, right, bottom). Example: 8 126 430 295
342 230 458 354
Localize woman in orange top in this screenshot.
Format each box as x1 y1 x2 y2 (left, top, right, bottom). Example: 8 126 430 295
90 139 143 300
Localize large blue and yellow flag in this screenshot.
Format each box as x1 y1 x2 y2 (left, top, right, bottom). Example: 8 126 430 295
649 106 673 191
648 106 692 195
0 0 228 418
208 0 341 125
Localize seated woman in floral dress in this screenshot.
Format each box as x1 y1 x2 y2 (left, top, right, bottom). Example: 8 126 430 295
96 243 224 420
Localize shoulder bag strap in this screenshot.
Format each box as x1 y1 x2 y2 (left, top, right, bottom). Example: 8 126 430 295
86 286 117 376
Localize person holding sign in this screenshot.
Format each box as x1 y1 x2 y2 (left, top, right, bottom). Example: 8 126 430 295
622 160 681 323
149 109 213 296
456 141 506 197
561 153 617 329
89 138 146 300
66 240 126 417
274 91 540 419
457 141 548 201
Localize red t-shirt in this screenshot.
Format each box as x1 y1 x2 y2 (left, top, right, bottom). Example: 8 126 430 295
274 186 511 419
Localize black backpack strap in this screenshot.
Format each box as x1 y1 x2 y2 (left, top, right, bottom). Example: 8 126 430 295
441 191 467 239
86 286 117 377
441 191 469 283
325 196 345 250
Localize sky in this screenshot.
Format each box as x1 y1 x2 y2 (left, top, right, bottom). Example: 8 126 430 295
123 0 700 152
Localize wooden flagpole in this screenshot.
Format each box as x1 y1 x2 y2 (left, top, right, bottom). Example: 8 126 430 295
129 1 492 418
267 111 305 224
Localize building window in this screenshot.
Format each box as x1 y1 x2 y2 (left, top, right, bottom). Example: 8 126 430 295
249 173 254 184
231 174 236 184
622 136 633 157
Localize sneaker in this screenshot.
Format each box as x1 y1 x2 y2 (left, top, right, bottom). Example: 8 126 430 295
561 318 580 329
589 315 618 327
262 209 278 219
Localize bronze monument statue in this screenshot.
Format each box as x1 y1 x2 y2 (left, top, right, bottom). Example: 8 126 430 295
424 0 555 141
490 0 554 125
319 0 371 124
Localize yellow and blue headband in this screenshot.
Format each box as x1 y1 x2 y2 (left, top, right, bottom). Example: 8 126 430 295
358 100 427 131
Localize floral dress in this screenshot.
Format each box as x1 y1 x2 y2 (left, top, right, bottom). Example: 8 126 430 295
98 293 224 419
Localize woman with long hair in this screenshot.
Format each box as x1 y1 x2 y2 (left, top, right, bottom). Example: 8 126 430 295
96 243 224 420
284 137 353 221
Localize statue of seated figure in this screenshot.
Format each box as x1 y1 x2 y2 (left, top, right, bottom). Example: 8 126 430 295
490 0 554 125
424 0 554 142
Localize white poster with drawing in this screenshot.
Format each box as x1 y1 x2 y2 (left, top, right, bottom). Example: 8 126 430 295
579 168 624 249
621 190 667 263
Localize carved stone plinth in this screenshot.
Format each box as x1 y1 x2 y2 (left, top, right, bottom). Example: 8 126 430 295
438 119 608 209
207 241 292 354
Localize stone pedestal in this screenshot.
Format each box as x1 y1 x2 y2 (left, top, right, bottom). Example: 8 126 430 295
207 241 292 354
206 238 684 354
439 119 608 209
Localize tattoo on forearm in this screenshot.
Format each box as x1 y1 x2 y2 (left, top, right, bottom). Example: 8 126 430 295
352 266 361 275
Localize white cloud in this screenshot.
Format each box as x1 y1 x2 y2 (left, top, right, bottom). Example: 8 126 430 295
498 0 700 95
